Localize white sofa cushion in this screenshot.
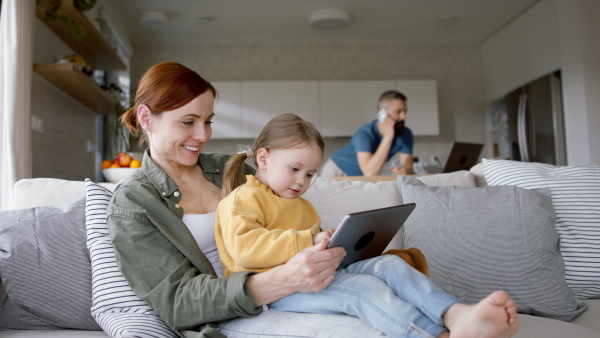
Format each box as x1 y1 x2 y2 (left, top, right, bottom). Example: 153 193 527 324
483 159 600 299
8 178 115 211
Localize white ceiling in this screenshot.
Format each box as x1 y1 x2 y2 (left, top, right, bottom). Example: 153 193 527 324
106 0 540 46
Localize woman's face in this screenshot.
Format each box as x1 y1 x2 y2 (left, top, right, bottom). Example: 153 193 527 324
145 91 215 169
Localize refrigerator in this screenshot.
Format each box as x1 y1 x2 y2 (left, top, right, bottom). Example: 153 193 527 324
489 71 566 165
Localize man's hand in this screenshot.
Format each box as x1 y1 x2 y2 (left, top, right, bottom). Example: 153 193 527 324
390 166 408 175
378 113 396 140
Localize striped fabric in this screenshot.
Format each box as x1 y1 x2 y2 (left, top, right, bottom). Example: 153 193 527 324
483 159 600 299
84 179 178 338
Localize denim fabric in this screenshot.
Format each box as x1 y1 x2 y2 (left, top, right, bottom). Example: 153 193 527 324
268 255 459 338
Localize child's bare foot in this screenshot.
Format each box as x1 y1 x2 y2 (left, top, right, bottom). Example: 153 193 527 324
440 290 519 338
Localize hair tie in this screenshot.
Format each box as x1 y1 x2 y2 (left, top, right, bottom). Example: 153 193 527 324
245 148 253 158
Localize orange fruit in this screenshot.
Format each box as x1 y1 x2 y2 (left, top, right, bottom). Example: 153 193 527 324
110 163 121 168
130 160 142 168
101 160 112 169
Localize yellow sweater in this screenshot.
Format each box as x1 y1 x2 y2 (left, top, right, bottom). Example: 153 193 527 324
215 175 321 276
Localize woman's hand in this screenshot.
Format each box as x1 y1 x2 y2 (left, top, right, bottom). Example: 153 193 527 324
312 229 335 245
245 239 346 306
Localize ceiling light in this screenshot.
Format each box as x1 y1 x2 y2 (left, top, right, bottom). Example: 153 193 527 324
309 8 351 30
140 10 168 27
439 17 458 26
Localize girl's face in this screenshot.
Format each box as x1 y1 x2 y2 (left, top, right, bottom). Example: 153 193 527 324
141 91 214 169
256 143 323 199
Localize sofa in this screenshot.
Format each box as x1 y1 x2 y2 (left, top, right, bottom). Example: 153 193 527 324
1 159 599 337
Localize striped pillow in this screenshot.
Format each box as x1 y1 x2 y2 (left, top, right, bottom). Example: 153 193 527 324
84 179 178 338
483 159 600 299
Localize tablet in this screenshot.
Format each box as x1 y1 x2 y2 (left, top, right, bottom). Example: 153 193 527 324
327 203 416 269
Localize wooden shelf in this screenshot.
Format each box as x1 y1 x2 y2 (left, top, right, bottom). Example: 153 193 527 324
35 0 126 70
33 63 117 115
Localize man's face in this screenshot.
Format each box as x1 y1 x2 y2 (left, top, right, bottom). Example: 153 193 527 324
384 99 407 136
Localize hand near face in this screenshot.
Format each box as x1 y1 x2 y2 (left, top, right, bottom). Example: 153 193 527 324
378 112 396 139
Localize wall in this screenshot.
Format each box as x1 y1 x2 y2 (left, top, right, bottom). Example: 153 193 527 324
31 17 97 180
481 0 600 165
556 0 600 165
481 0 560 102
132 43 486 171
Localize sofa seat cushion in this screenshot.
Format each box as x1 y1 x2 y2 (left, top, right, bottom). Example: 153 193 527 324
398 175 587 321
483 159 600 299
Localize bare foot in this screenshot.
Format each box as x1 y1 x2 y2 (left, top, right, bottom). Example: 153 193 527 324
440 290 519 338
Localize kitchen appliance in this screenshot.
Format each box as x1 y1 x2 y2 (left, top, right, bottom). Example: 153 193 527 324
489 71 566 165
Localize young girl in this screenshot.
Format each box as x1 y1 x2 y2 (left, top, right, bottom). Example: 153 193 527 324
215 113 519 338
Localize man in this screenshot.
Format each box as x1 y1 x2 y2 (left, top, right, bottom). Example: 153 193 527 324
321 90 414 177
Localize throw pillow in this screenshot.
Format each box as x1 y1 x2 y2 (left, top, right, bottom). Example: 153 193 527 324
483 159 600 299
398 175 587 321
0 197 100 330
84 179 178 338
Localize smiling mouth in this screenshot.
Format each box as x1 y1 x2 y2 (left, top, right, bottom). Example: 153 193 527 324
183 145 200 152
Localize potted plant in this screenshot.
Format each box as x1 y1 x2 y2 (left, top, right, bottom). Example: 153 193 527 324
43 0 97 42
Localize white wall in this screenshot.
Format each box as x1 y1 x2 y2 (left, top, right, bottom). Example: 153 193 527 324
481 0 560 102
556 0 600 165
481 0 600 165
31 18 97 180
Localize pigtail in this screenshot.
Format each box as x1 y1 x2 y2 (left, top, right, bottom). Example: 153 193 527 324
222 152 252 198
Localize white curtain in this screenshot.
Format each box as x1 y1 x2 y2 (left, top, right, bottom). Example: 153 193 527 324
0 0 34 211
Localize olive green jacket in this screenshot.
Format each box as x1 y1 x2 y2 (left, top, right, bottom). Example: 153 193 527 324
107 150 260 337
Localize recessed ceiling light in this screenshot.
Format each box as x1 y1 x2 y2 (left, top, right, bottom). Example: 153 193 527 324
439 17 458 26
140 10 168 27
197 16 215 23
309 8 351 30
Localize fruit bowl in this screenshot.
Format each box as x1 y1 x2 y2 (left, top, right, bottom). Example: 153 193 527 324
102 167 139 183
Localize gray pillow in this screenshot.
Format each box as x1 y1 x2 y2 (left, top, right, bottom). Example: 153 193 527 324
0 197 100 330
398 175 587 321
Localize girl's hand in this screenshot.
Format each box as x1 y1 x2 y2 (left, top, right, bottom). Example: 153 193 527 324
312 229 335 245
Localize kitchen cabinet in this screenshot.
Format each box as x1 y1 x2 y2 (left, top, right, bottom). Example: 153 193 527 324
212 82 243 138
210 80 439 139
240 81 320 138
319 81 396 136
395 80 439 136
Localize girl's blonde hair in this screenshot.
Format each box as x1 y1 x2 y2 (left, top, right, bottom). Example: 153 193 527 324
222 113 324 197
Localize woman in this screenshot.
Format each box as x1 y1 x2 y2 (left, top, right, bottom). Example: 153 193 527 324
106 62 346 336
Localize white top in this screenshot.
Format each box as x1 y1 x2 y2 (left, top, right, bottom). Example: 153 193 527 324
181 212 223 277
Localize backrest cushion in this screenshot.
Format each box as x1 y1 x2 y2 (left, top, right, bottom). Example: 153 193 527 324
0 196 101 330
483 159 600 299
84 179 178 337
399 175 587 321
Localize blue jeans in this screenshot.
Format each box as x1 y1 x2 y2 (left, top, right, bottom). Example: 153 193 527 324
268 255 459 338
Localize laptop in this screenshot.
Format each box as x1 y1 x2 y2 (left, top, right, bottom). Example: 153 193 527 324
442 142 484 173
327 203 416 269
